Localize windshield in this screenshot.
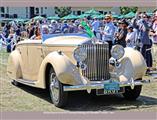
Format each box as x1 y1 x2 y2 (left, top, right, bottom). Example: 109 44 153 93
41 23 90 41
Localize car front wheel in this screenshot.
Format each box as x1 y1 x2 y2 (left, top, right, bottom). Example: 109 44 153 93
49 68 68 108
122 85 142 100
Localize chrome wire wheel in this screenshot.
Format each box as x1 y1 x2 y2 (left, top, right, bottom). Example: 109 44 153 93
48 67 68 108
49 73 59 102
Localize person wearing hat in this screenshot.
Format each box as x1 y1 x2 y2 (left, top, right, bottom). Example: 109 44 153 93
141 14 153 71
101 14 116 52
115 19 128 47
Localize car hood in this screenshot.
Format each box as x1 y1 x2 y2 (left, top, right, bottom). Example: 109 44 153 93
43 35 91 46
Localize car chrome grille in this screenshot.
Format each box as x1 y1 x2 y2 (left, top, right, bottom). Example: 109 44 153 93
81 43 110 81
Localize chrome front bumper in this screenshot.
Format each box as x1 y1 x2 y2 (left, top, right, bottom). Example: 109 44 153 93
63 79 152 92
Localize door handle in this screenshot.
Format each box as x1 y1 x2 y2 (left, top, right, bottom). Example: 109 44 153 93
41 55 44 58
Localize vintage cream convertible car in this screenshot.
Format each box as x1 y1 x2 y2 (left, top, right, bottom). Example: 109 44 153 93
7 31 150 107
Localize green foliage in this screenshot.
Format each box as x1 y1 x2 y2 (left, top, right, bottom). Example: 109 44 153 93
54 7 72 18
120 7 138 15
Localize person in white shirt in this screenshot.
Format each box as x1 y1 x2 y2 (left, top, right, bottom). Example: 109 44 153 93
125 26 136 47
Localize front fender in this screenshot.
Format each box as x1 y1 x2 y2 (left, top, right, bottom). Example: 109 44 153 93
115 47 147 82
36 51 87 89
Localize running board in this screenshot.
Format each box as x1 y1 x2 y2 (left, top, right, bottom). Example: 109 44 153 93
16 79 36 86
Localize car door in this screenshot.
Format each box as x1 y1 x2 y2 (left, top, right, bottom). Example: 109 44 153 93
17 44 29 79
26 43 45 81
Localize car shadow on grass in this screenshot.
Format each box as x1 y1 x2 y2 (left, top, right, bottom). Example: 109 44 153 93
65 91 157 111
15 83 157 111
13 82 52 103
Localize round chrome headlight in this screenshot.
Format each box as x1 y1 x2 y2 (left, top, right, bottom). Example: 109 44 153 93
73 47 87 62
111 45 125 60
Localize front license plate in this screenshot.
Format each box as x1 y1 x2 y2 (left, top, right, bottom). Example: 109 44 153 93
104 82 120 94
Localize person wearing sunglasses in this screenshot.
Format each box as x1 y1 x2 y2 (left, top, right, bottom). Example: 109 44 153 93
115 19 128 47
101 14 116 52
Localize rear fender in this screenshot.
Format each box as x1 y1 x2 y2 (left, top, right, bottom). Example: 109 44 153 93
7 50 22 79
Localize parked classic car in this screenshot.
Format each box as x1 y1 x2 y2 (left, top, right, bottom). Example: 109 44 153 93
7 29 151 107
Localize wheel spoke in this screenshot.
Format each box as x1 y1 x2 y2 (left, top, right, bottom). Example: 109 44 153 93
49 72 60 102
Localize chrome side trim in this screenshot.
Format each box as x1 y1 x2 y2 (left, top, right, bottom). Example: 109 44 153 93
16 79 36 85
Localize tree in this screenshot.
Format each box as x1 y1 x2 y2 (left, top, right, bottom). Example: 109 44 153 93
54 7 72 18
120 7 138 15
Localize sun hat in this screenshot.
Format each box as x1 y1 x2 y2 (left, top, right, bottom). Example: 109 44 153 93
105 14 112 19
119 19 129 26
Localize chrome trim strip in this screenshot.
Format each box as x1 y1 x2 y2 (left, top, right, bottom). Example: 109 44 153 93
16 79 36 85
63 80 152 92
17 43 77 47
45 44 77 47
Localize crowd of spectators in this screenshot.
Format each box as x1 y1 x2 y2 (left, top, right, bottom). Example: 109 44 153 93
0 10 157 71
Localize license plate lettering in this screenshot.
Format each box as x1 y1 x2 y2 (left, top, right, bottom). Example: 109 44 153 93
104 90 119 94
104 81 120 94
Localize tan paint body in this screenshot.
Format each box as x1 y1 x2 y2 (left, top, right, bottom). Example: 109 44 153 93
115 47 147 82
7 36 147 89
